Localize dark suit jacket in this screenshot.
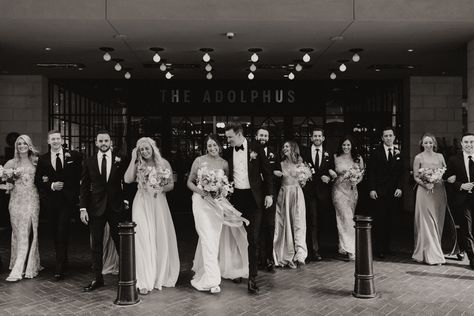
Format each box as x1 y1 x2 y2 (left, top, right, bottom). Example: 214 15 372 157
367 145 403 197
224 141 273 209
301 146 333 201
79 153 127 216
265 146 281 194
34 150 82 207
445 153 474 210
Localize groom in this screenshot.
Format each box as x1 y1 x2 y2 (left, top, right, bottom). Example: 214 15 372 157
224 122 273 294
34 130 82 280
79 130 129 291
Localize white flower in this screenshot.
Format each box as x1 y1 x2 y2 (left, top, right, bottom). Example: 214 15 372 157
64 152 71 159
42 176 49 183
250 151 258 161
268 152 274 159
324 152 329 157
115 156 121 163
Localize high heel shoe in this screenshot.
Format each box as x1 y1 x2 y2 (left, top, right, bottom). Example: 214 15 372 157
6 276 21 282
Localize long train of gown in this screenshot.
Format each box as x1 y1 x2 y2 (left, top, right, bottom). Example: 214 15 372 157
191 194 249 291
273 183 307 266
412 181 457 264
133 188 180 291
7 166 42 280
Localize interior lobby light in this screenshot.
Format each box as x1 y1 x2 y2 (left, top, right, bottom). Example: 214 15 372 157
100 47 114 61
337 59 349 72
330 72 337 80
300 48 314 63
248 48 262 63
248 72 254 80
250 64 257 72
160 63 167 71
288 72 295 80
150 47 164 63
200 48 214 63
203 53 210 62
295 64 303 72
251 53 259 62
165 71 173 79
124 71 131 79
111 58 123 71
153 53 161 63
206 72 213 80
205 63 212 72
350 48 363 62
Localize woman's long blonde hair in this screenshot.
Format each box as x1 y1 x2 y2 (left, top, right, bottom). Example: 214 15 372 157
14 134 39 165
136 137 163 171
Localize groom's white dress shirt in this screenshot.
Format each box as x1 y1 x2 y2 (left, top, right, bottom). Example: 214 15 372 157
97 150 112 181
233 139 251 189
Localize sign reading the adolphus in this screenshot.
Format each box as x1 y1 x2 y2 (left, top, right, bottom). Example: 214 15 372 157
158 89 295 104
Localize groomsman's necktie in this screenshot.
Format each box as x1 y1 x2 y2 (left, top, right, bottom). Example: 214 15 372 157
388 148 393 162
101 154 107 182
315 148 320 169
469 156 474 182
55 153 63 172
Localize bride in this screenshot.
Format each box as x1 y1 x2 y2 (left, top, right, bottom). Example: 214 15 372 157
124 137 180 294
187 134 249 294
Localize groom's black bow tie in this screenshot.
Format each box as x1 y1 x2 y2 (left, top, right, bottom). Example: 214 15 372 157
235 144 245 152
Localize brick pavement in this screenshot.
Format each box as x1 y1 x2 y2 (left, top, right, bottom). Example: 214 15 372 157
1 214 474 316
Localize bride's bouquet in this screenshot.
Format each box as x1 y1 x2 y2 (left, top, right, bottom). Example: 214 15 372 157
0 166 24 194
418 167 446 193
196 167 234 199
145 166 172 197
342 164 364 190
295 162 313 187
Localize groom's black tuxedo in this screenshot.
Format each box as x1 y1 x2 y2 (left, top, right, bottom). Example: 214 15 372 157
35 149 82 275
367 145 403 255
224 140 273 278
79 151 128 278
301 146 333 258
446 153 474 263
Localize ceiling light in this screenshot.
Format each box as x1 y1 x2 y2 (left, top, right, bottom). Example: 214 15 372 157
165 71 173 79
375 68 381 72
111 58 123 72
45 47 51 51
337 59 349 72
149 47 164 63
248 48 262 63
408 49 414 52
100 47 114 61
288 72 295 80
205 64 212 72
200 48 214 63
295 64 303 72
160 63 167 71
206 72 213 80
153 53 161 63
124 72 131 79
300 48 314 63
250 64 257 72
350 48 363 62
248 72 254 80
330 72 337 80
203 53 210 62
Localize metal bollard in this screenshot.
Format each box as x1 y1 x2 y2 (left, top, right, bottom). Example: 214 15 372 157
114 222 140 306
353 215 376 299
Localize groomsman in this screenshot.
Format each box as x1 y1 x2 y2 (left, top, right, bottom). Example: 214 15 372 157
79 130 129 291
255 127 279 273
224 122 273 294
35 130 82 280
446 133 474 269
301 127 333 262
367 127 403 258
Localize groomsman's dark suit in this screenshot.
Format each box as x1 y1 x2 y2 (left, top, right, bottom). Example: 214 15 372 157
446 152 474 268
79 151 128 284
367 145 403 256
301 145 333 260
258 145 280 271
224 140 273 290
35 148 82 277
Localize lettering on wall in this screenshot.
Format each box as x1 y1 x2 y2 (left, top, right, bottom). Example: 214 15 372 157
159 89 295 104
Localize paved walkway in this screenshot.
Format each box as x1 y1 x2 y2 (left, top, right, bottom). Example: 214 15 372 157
0 214 474 316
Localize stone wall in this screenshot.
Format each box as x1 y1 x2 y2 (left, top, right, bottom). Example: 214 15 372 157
0 75 48 160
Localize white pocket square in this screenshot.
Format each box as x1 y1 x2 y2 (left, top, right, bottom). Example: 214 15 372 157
67 161 74 164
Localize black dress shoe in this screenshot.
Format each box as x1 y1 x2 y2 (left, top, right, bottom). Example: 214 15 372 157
335 253 350 262
313 253 322 261
265 261 276 273
247 277 259 295
54 273 64 281
375 253 385 259
457 252 465 261
232 277 242 284
83 279 104 292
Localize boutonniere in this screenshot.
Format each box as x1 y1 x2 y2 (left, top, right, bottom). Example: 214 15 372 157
42 176 49 183
64 152 71 159
394 149 400 155
115 156 121 163
324 152 329 158
250 151 258 161
268 152 274 159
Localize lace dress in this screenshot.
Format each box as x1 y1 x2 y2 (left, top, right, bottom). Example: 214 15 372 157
273 161 307 266
191 156 249 291
133 160 180 292
332 155 363 257
7 164 42 281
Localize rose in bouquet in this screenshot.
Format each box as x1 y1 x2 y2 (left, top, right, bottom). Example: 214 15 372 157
145 166 172 197
196 167 234 199
295 162 313 187
0 166 24 194
418 167 446 193
342 164 364 190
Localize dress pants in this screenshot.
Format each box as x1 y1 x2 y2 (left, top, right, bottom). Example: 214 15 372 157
259 201 276 266
48 197 73 274
305 194 329 256
372 194 397 254
231 189 261 278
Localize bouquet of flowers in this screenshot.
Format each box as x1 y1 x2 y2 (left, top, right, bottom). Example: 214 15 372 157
342 164 364 190
145 166 172 197
0 166 24 194
196 167 234 199
295 162 313 187
418 167 446 193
